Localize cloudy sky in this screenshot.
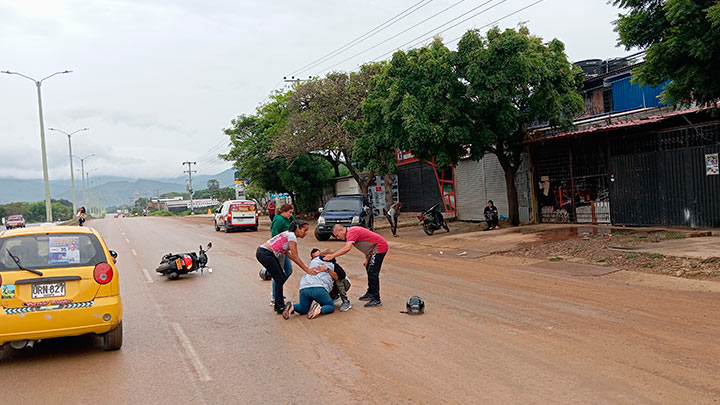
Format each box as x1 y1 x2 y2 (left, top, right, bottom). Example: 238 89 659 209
0 0 628 181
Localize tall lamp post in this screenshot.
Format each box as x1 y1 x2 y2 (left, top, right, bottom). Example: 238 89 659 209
73 154 94 208
49 127 89 214
86 168 98 216
1 69 73 222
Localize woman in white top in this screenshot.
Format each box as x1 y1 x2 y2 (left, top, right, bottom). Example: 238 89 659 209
255 220 318 318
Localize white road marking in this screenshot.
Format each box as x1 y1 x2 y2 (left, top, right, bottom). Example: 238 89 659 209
141 268 154 283
171 322 213 382
125 238 130 243
131 249 137 256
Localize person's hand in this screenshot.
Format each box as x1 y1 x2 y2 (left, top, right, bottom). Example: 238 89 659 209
306 267 319 275
363 258 368 268
323 254 334 261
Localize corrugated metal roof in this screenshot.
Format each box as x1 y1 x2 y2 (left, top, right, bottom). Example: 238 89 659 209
524 106 701 144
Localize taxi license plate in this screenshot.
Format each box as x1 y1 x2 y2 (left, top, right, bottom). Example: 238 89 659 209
31 282 66 299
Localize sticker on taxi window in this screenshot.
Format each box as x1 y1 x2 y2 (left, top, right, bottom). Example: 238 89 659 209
1 284 15 299
48 236 81 264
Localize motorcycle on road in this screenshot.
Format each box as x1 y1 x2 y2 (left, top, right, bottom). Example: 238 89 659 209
418 204 450 236
155 242 213 280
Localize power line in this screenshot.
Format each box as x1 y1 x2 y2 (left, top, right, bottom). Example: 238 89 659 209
291 0 433 76
371 0 507 62
316 0 499 75
441 0 546 47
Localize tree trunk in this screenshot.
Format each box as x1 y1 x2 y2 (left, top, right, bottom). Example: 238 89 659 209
494 149 521 226
322 153 341 178
383 173 395 211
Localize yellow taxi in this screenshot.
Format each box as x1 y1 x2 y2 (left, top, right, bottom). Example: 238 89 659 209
0 225 123 351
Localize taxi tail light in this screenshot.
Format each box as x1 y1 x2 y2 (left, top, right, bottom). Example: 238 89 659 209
94 262 114 284
227 212 232 222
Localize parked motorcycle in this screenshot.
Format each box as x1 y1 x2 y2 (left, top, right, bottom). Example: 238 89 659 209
418 204 450 236
155 242 213 280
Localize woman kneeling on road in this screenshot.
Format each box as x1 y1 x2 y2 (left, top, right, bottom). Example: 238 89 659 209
256 220 317 319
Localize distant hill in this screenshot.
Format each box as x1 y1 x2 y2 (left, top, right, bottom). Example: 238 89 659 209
0 169 235 206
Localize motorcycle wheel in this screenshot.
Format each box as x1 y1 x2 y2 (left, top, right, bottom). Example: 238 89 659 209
423 223 435 236
156 262 172 274
167 271 180 280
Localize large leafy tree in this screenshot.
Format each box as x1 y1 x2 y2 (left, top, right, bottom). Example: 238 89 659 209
222 91 333 212
456 27 584 225
614 0 720 106
274 63 385 195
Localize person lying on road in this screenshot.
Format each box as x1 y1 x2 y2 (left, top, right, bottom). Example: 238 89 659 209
290 249 340 319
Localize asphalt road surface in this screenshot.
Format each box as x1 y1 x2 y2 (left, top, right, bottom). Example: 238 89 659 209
2 216 719 404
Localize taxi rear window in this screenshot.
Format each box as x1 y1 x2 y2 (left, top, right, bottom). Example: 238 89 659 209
0 233 106 271
229 203 255 212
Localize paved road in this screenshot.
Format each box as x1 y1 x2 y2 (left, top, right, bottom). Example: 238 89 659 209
2 217 720 404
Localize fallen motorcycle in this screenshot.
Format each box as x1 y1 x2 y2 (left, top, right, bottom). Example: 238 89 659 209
418 203 450 236
155 242 213 280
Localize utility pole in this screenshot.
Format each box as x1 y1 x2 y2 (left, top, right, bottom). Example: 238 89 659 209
49 127 89 214
183 161 197 215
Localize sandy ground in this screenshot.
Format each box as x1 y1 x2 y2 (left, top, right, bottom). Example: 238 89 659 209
2 216 719 404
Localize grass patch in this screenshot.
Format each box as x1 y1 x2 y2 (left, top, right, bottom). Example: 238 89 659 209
570 248 583 255
149 210 175 217
625 253 639 259
642 261 655 268
549 257 563 262
596 257 609 263
661 232 685 240
648 253 665 259
627 236 649 242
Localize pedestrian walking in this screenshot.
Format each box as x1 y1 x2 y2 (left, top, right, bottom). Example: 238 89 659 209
324 224 388 307
267 200 276 221
255 220 317 319
385 202 402 237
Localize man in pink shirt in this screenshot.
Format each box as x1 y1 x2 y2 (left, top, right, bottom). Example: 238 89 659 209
324 224 388 307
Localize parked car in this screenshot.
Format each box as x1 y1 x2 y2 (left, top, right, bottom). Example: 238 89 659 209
315 194 374 241
0 225 123 351
5 215 25 230
214 200 258 232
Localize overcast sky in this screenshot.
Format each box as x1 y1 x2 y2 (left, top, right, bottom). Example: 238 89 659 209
0 0 628 181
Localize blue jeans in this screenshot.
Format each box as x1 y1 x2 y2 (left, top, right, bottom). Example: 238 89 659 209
272 255 292 300
293 287 335 315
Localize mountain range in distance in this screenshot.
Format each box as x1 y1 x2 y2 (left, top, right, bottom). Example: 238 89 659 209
0 169 236 206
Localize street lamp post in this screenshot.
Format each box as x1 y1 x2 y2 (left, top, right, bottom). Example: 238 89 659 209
87 168 98 216
49 127 89 214
73 154 94 208
1 70 73 222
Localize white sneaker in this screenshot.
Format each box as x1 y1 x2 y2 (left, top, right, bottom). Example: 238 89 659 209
308 302 322 319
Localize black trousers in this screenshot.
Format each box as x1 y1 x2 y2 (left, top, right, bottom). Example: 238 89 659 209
385 214 397 235
366 252 386 299
486 217 498 228
256 247 287 313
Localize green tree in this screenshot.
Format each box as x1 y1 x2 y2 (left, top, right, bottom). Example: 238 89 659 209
274 64 386 195
207 179 220 192
613 0 720 106
454 27 584 225
214 187 236 203
277 154 333 212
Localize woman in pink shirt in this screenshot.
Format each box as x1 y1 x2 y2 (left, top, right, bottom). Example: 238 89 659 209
256 220 318 318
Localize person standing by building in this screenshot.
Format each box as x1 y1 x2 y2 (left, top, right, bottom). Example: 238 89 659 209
267 200 276 221
269 203 295 306
324 224 388 308
385 201 402 237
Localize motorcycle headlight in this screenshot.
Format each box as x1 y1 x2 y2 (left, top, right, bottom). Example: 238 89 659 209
352 216 360 224
317 217 326 225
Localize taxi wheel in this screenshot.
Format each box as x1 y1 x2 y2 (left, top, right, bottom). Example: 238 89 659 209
103 321 123 351
214 221 220 232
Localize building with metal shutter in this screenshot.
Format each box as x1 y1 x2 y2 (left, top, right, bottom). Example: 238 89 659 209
455 154 532 222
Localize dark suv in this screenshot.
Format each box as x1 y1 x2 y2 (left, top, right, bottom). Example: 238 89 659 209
315 194 374 241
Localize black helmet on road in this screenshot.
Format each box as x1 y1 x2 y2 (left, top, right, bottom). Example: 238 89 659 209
406 296 425 314
259 268 271 281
